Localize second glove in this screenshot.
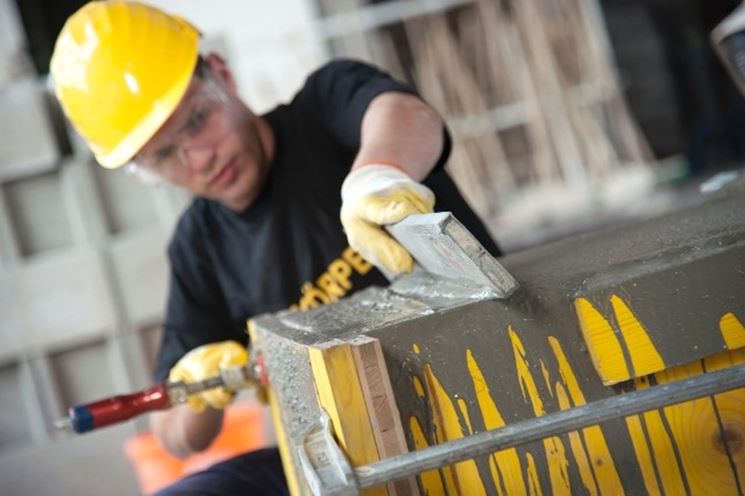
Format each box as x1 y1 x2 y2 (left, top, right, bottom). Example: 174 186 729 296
168 341 249 413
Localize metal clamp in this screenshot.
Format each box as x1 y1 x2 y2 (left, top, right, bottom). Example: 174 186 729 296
296 412 359 496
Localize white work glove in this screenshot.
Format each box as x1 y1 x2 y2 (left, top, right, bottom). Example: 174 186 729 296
168 341 248 413
340 164 435 274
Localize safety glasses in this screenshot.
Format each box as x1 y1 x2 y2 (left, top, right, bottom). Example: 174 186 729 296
127 73 235 179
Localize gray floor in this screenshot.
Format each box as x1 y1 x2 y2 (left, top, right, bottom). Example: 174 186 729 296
0 423 141 496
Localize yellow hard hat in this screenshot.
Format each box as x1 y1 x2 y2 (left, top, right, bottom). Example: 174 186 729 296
50 1 200 168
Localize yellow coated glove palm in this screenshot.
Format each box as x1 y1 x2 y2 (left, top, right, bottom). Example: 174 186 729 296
168 341 248 413
341 164 435 274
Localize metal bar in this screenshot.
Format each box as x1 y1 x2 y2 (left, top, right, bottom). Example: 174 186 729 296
356 364 745 489
316 0 474 40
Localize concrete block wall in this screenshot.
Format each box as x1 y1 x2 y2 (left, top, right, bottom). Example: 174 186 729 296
0 2 325 493
0 2 192 483
0 117 191 494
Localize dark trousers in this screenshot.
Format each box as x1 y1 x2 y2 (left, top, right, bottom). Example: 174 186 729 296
154 447 289 496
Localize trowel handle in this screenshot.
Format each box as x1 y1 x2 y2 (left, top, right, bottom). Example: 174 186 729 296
63 384 171 434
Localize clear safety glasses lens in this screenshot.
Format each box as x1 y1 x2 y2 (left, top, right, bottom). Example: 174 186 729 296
130 77 233 177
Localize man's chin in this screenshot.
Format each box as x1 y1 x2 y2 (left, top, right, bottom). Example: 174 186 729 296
215 173 259 211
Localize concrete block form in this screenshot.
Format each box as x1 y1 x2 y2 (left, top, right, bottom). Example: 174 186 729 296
253 190 745 495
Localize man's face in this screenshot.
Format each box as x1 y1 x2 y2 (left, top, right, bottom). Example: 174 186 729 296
133 63 270 211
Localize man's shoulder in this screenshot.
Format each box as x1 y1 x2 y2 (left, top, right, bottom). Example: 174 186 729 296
300 59 380 88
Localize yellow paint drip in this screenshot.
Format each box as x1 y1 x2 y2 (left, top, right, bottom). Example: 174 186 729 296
548 337 624 494
721 312 745 350
634 376 688 496
625 414 662 496
555 383 598 496
573 297 630 384
547 337 587 404
509 326 546 416
510 327 570 495
610 294 665 377
539 359 553 397
488 456 505 496
409 416 446 494
525 453 543 496
423 363 487 495
413 376 425 398
466 349 527 495
544 437 570 495
457 398 474 434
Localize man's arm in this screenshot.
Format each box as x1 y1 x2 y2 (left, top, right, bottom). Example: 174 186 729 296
351 91 444 180
150 406 224 458
340 90 445 274
150 331 248 458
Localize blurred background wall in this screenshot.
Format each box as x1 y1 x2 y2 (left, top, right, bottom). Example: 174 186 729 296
0 0 742 494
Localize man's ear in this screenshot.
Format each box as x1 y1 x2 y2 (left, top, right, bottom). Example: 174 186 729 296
203 52 238 94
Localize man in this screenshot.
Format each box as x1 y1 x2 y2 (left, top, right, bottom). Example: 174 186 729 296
51 2 501 494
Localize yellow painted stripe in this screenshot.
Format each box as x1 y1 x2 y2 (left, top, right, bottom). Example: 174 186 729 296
655 361 740 495
510 327 570 495
509 326 546 416
555 383 598 496
642 410 689 496
488 456 505 496
544 437 570 496
308 344 388 496
721 312 745 350
634 377 688 496
525 453 543 496
466 349 527 495
409 416 446 494
704 348 745 493
413 376 425 398
547 337 624 494
625 415 662 496
574 297 631 385
424 363 487 495
457 398 474 435
539 359 553 397
610 295 665 377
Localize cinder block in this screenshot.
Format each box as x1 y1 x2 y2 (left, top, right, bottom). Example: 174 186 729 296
0 362 31 449
2 171 72 257
109 231 170 324
0 78 59 180
93 166 159 235
48 339 115 408
3 252 116 358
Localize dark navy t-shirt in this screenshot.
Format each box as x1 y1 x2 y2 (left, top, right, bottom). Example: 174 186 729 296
153 59 500 381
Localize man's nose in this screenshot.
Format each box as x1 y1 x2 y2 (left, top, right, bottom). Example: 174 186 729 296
182 145 218 173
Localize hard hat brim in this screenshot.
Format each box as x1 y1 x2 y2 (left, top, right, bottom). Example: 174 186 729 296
94 54 198 169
